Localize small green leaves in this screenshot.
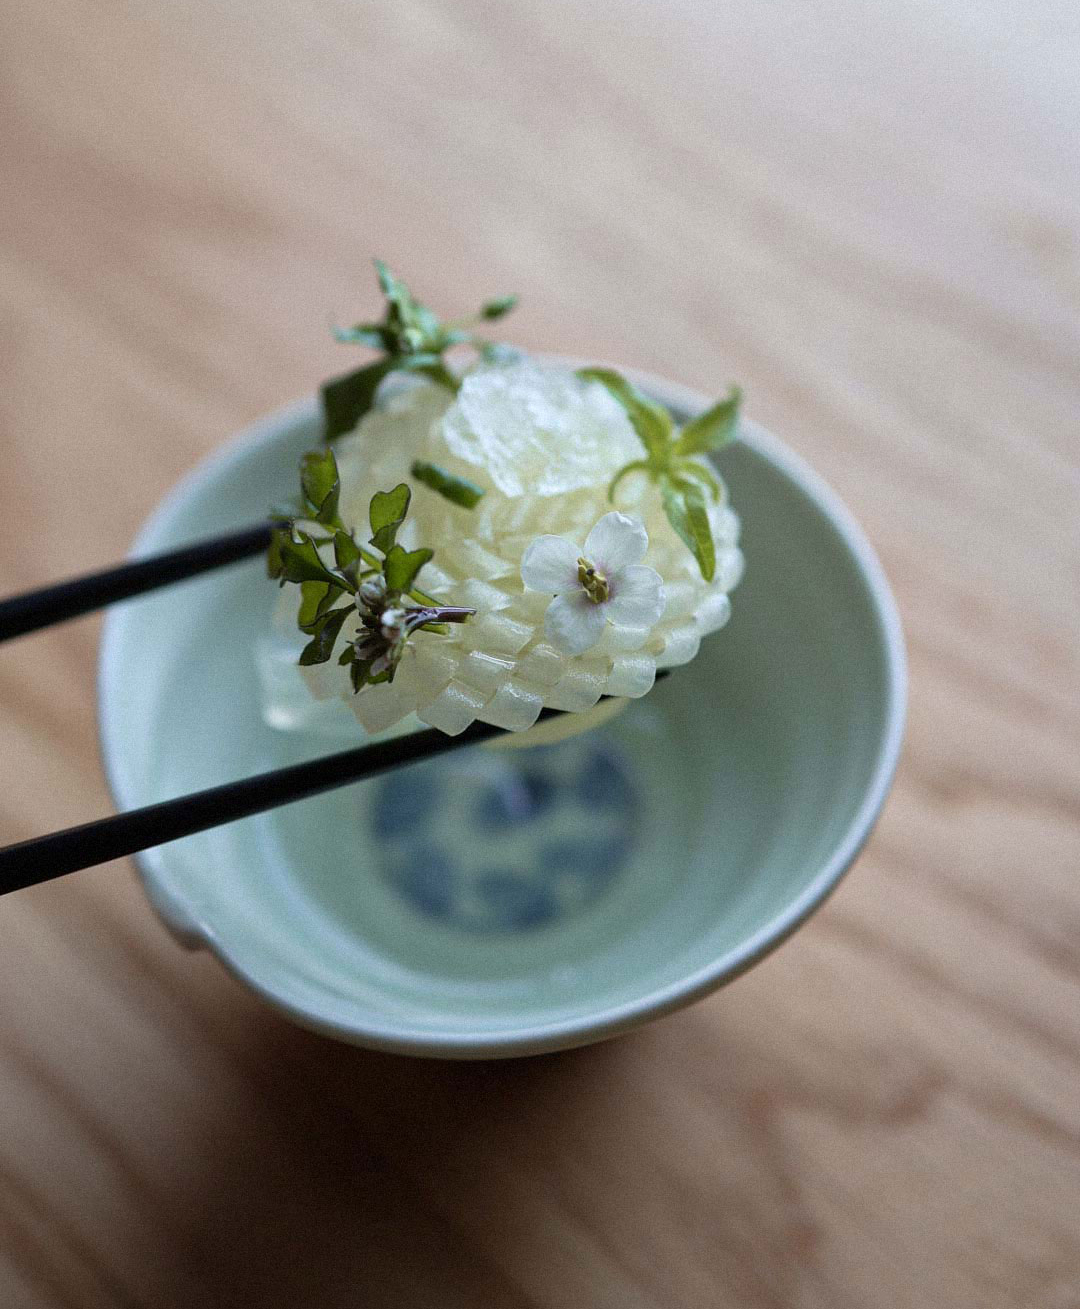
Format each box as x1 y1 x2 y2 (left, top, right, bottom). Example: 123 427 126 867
298 579 346 629
374 258 410 302
672 386 741 457
350 655 374 692
331 323 388 350
383 545 433 594
375 258 438 348
332 530 362 584
410 461 485 508
275 531 344 589
673 458 724 503
300 448 340 524
368 483 411 553
266 443 475 694
584 365 741 579
297 580 324 627
322 261 519 440
268 447 362 592
661 477 716 582
480 294 518 320
577 368 672 462
479 341 523 365
321 358 396 443
266 526 285 580
299 606 354 665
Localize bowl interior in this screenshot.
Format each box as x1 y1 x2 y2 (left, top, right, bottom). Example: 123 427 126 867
99 395 903 1056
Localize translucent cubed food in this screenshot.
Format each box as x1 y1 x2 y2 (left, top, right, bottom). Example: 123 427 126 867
693 590 732 634
417 681 491 736
482 679 545 732
606 652 657 698
456 650 517 697
544 662 610 713
463 612 535 656
651 623 700 667
514 642 566 687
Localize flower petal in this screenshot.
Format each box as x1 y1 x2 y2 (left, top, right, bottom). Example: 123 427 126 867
520 534 581 593
583 511 648 573
544 591 608 655
606 565 665 628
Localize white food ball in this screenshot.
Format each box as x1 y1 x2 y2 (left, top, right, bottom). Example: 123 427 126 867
267 360 743 737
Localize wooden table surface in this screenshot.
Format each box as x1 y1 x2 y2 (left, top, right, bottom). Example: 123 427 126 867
2 2 1078 1305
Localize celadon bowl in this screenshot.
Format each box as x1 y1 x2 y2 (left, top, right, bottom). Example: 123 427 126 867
98 368 906 1059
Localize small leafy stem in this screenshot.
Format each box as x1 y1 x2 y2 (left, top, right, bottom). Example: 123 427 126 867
266 446 473 689
321 259 518 442
577 368 741 582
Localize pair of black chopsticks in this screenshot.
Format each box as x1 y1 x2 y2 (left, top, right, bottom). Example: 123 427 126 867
0 523 649 898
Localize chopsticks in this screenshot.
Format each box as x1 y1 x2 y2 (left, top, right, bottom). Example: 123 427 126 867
0 519 669 898
0 521 272 642
0 708 581 896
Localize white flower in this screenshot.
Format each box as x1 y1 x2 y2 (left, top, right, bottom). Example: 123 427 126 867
520 512 665 656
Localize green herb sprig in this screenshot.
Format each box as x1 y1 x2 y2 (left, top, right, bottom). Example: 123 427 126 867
322 260 517 442
268 447 473 689
578 368 741 581
409 460 486 509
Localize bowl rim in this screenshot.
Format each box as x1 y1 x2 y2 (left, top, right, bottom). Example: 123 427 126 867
98 366 907 1058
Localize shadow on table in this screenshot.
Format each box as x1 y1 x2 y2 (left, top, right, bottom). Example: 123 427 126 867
170 1014 631 1305
162 998 817 1307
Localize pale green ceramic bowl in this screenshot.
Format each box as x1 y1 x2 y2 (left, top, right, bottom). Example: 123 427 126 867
98 369 905 1059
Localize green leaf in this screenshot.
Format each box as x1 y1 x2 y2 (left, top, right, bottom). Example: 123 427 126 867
673 457 725 503
300 448 340 524
661 477 715 581
396 354 459 391
412 302 441 343
349 656 369 693
383 544 433 594
368 483 411 553
374 260 435 347
394 351 444 373
277 531 342 588
479 342 523 365
374 258 411 310
332 323 390 350
673 386 741 456
266 526 287 580
480 294 518 320
410 460 485 508
299 581 346 631
348 653 393 691
321 357 395 441
607 458 652 502
333 530 362 581
298 606 353 665
318 584 346 619
298 580 329 628
577 367 673 463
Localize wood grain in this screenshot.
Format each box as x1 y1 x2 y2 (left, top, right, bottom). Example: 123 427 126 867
1 1 1079 1304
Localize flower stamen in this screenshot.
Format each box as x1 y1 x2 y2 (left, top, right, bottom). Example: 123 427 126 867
576 557 609 604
